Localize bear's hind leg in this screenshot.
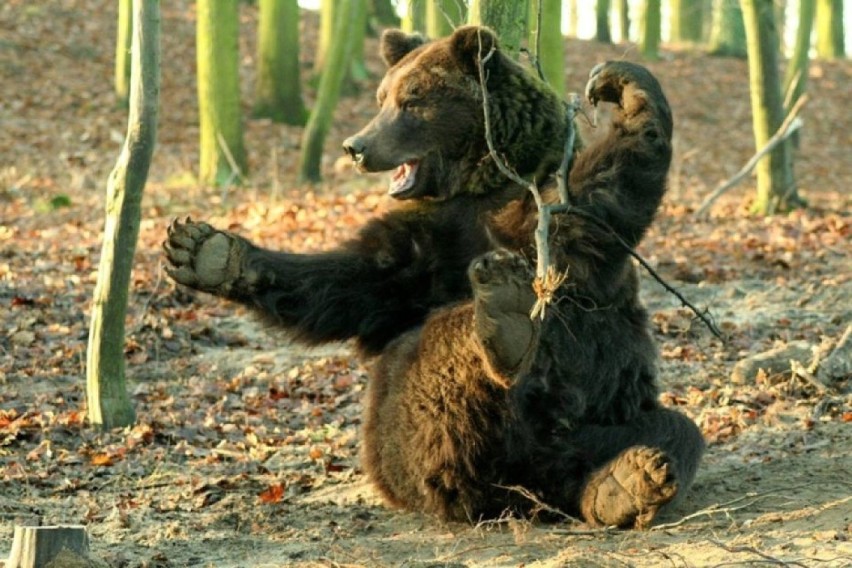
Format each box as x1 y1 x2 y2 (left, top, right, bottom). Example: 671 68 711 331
574 408 704 529
469 250 540 384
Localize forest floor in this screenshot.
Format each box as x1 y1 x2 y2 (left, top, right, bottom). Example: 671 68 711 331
1 1 851 567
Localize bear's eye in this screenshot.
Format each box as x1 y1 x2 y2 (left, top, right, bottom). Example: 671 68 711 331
400 97 424 111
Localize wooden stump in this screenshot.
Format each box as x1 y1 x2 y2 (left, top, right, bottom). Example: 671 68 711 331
6 525 88 568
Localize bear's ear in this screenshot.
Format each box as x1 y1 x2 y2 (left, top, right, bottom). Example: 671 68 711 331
449 25 500 76
381 29 426 67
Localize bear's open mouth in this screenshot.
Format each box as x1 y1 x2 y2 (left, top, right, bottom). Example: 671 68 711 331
389 160 420 198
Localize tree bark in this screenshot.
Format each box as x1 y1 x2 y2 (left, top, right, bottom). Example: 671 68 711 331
671 0 704 43
87 0 160 430
639 0 662 59
253 0 306 125
428 0 465 38
197 0 247 186
7 525 89 568
529 0 564 94
596 0 612 43
298 0 358 182
468 0 528 57
815 0 845 59
709 0 746 57
741 0 804 214
313 0 334 73
350 0 370 83
784 0 814 112
114 0 132 106
402 0 426 33
615 0 631 42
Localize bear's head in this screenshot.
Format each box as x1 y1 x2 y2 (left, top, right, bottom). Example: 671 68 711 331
343 26 570 201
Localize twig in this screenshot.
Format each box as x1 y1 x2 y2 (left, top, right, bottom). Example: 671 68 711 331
493 483 578 522
695 95 808 218
651 488 802 531
789 360 828 394
216 130 246 197
475 34 722 339
707 539 810 568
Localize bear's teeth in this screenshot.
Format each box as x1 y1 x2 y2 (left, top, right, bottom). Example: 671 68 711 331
389 160 419 196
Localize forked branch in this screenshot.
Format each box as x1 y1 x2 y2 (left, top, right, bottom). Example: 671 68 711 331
475 32 723 340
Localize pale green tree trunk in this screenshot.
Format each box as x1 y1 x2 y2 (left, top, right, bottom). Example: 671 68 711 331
709 0 746 57
313 0 334 74
298 0 360 182
88 0 160 430
615 0 630 42
253 0 306 125
815 0 845 59
115 0 132 106
529 0 564 94
741 0 803 214
350 0 370 82
784 0 815 110
370 0 400 26
427 0 463 37
468 0 528 57
402 0 426 33
566 0 579 37
596 0 612 43
671 0 704 43
197 0 247 186
639 0 662 59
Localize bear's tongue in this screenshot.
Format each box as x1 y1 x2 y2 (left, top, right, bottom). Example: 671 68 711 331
389 160 419 198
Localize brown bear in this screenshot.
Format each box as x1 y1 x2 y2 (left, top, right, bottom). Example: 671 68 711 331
164 26 704 529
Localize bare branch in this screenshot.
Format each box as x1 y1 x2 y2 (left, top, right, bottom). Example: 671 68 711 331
695 95 808 218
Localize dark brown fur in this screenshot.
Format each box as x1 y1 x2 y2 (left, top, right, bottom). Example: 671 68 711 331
164 26 704 528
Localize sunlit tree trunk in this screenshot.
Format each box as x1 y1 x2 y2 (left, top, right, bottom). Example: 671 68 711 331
815 0 845 59
529 0 564 94
468 0 528 57
253 0 306 125
427 0 463 37
709 0 746 57
741 0 804 214
88 0 160 430
639 0 661 59
596 0 612 43
115 0 132 106
671 0 704 43
566 0 579 37
313 0 334 74
298 0 359 182
197 0 247 186
615 0 631 42
402 0 426 33
784 0 815 110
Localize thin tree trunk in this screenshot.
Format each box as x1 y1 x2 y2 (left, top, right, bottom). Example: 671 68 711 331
402 0 426 33
639 0 662 59
197 0 247 186
671 0 704 43
298 0 358 182
596 0 612 43
784 0 815 112
709 0 747 57
816 0 845 59
427 0 462 37
115 0 132 106
313 0 334 73
253 0 306 125
468 0 528 57
87 0 160 430
370 0 400 26
741 0 803 214
566 0 579 37
350 0 370 83
529 0 564 94
616 0 631 42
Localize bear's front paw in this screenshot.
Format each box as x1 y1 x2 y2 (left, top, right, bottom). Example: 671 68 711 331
164 218 249 296
581 446 679 530
469 250 539 381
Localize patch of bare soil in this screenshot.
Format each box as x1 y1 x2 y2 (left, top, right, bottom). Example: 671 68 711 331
1 1 850 566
